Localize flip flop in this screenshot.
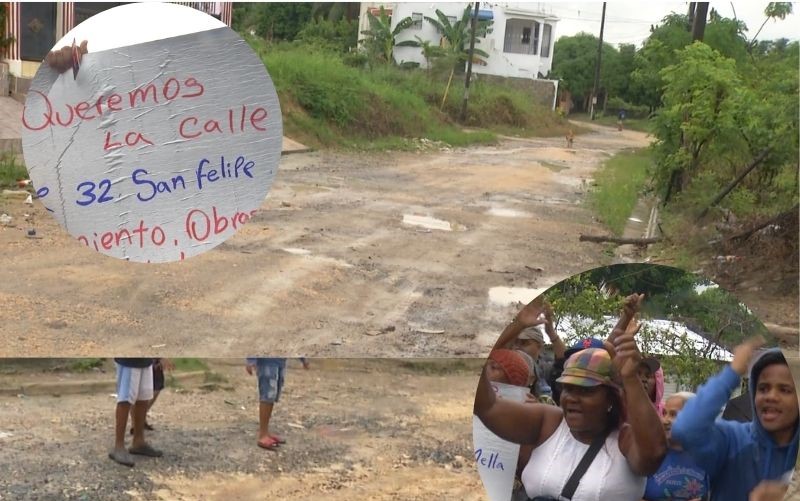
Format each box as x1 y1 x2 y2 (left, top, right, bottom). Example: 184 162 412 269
109 448 135 467
129 443 163 457
257 436 279 450
269 434 286 444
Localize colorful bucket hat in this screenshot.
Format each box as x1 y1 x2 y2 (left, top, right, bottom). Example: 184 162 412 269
556 348 617 388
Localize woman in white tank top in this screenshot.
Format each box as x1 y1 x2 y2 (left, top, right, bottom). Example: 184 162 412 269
475 294 667 501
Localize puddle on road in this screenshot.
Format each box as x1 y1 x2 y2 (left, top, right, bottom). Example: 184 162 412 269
488 286 548 306
402 214 452 231
487 207 530 218
281 247 352 268
282 247 312 255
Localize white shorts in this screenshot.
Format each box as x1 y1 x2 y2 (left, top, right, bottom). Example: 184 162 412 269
115 363 154 404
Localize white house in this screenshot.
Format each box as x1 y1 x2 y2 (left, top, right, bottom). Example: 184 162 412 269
359 2 558 79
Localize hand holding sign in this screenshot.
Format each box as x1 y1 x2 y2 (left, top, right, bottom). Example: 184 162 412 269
45 39 88 75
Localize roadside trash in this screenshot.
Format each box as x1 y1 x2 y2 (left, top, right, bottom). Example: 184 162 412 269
0 431 13 439
24 194 33 205
17 179 32 188
0 214 12 226
150 344 166 349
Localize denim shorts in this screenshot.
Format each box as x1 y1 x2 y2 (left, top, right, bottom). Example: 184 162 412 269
257 362 285 403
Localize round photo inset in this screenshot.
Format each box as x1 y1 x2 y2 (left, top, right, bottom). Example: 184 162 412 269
472 263 798 501
21 3 282 263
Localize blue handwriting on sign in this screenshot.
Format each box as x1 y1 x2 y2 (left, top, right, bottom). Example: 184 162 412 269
474 448 505 470
72 155 256 206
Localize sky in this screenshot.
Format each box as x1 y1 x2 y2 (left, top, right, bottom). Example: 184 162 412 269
530 1 800 48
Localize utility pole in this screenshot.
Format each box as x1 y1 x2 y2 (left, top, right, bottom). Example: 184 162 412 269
691 2 709 41
590 2 606 120
460 1 480 123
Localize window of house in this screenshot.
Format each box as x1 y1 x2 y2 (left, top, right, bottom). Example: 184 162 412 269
521 27 531 44
541 24 552 57
412 12 423 30
503 19 540 55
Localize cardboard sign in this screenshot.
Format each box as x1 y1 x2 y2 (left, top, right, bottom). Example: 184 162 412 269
21 3 282 262
473 382 529 501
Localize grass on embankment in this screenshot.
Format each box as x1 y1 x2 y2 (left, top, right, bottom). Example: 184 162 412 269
589 148 652 235
0 152 27 189
250 37 574 150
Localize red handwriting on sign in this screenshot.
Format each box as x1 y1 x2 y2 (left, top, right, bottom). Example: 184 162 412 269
76 219 167 251
103 131 155 150
185 206 258 242
178 105 267 140
21 77 205 132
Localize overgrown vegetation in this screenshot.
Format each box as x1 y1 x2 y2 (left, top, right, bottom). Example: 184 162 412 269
589 149 652 235
0 152 27 188
232 3 570 151
553 3 797 265
252 37 570 149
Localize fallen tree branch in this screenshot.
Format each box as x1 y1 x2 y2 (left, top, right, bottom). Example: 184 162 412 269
697 148 771 220
579 234 662 245
726 204 798 242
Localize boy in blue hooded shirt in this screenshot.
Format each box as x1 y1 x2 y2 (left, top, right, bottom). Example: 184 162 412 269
672 338 799 501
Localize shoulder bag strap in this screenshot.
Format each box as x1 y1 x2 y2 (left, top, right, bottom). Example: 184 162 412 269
559 432 606 500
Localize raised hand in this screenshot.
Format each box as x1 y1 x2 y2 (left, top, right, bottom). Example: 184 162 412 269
515 296 548 328
731 336 766 376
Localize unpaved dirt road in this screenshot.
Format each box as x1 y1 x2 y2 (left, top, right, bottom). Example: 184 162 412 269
0 359 484 501
0 126 650 357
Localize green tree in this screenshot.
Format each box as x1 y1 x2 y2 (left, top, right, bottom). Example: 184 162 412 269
359 6 415 64
297 18 359 53
252 2 311 41
748 2 794 50
551 33 621 112
396 35 446 72
652 43 741 201
423 6 492 68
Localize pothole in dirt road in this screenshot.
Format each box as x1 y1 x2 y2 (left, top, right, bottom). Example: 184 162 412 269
486 207 530 218
402 214 462 232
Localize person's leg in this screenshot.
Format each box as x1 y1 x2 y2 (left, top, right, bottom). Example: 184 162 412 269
256 362 279 449
110 363 136 467
268 364 286 444
129 365 162 457
258 401 274 440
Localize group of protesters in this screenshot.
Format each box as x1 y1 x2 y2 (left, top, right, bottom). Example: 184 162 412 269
108 357 307 467
475 294 798 501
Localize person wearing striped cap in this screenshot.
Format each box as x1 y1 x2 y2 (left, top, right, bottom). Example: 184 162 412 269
475 293 667 501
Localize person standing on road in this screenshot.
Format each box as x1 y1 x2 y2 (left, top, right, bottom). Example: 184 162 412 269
671 339 799 501
110 358 163 467
246 357 310 450
130 358 174 434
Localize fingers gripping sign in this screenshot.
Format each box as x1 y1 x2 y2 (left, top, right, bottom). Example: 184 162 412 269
604 293 645 378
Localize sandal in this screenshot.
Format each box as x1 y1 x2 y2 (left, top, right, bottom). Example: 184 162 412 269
257 436 279 450
129 443 163 457
109 448 135 467
269 434 286 444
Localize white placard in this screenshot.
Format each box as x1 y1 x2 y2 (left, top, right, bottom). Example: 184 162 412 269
473 382 530 501
21 3 282 263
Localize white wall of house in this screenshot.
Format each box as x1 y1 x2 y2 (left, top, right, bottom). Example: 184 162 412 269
374 2 557 78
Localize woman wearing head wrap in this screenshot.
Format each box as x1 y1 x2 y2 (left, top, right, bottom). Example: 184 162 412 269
475 294 667 500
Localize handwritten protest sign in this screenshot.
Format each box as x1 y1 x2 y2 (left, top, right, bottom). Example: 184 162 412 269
21 3 282 263
473 382 529 501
